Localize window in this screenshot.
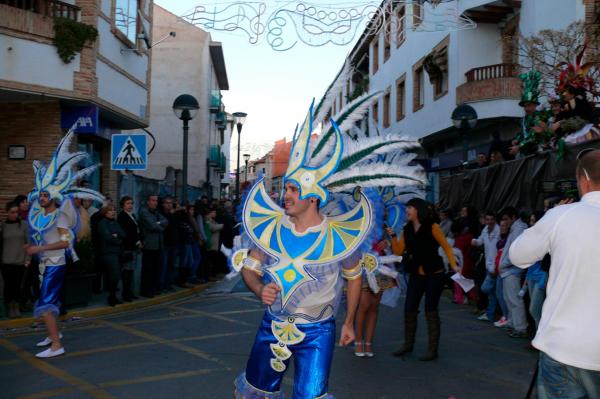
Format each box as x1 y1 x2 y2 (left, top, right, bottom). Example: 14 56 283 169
384 24 391 62
373 100 379 125
434 72 448 98
115 0 139 44
429 37 449 100
413 1 423 29
339 91 343 110
413 65 424 112
396 5 406 47
396 75 406 121
383 90 391 128
372 38 379 74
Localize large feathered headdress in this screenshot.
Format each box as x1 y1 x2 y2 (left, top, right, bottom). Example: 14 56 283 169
556 45 597 96
28 123 105 204
283 63 426 206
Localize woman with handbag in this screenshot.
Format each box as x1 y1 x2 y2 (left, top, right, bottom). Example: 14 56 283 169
98 204 126 306
388 198 460 361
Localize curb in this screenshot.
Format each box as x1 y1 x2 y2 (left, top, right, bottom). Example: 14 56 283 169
0 284 209 330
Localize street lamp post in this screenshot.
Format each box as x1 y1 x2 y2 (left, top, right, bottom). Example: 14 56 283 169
233 112 247 201
172 94 199 204
243 153 251 182
451 104 478 167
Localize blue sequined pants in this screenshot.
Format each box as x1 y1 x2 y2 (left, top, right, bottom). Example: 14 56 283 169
34 264 66 319
235 312 336 399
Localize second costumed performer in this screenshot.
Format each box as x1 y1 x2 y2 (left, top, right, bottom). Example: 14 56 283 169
232 89 426 398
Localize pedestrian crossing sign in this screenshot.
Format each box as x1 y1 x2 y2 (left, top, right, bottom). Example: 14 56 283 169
111 133 147 170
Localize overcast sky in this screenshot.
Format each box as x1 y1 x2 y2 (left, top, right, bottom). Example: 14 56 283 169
154 1 369 167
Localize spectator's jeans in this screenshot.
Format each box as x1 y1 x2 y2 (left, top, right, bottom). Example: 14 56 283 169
190 244 202 279
538 352 600 399
502 273 527 332
141 249 161 297
480 274 497 321
495 274 509 318
404 272 445 313
528 282 546 327
160 246 177 290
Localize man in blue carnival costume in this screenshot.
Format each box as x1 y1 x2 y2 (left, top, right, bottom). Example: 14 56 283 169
231 65 426 398
25 125 104 358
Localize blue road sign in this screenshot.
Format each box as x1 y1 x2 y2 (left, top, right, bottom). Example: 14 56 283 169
111 133 147 170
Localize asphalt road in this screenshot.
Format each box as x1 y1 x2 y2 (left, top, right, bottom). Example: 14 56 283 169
0 287 538 399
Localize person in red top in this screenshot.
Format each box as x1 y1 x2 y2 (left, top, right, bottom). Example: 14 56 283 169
451 222 476 305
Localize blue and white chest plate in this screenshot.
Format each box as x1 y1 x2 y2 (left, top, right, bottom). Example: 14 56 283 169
28 201 59 245
243 179 373 309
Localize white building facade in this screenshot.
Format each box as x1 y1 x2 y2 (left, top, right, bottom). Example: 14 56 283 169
323 0 592 202
138 4 231 200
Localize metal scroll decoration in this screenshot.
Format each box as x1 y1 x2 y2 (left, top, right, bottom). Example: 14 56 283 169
180 1 475 51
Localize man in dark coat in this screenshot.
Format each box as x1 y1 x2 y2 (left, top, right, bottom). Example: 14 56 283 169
117 196 141 301
138 194 167 298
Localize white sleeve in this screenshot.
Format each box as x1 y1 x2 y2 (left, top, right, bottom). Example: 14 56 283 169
509 209 559 268
56 212 70 230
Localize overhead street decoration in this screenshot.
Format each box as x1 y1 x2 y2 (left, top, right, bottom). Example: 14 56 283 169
180 0 475 52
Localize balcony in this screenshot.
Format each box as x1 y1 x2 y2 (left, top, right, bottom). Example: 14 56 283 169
209 90 221 114
0 0 80 41
218 152 226 173
456 63 521 104
0 0 80 20
209 145 220 167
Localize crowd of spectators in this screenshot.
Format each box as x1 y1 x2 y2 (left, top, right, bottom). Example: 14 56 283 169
0 192 238 315
431 200 564 343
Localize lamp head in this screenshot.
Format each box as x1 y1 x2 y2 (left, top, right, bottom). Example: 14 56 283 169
173 94 199 121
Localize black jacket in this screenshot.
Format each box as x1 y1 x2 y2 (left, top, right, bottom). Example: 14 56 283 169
117 211 140 251
98 218 126 255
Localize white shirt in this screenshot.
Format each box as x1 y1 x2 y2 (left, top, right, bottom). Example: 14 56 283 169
473 224 500 274
509 191 600 371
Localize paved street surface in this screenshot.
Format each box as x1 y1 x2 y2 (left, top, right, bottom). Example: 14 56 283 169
0 289 537 399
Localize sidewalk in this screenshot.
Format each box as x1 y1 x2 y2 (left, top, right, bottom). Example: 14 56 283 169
0 283 210 330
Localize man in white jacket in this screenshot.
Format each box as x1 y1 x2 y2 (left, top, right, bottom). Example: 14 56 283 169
509 148 600 398
471 211 500 322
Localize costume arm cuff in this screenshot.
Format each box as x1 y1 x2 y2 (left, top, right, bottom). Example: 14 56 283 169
342 263 362 280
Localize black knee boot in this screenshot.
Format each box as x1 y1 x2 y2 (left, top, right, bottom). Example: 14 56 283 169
419 311 440 361
393 312 418 356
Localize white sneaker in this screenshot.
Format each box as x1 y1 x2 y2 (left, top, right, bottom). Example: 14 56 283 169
493 317 508 328
477 313 489 321
35 347 65 358
36 333 63 347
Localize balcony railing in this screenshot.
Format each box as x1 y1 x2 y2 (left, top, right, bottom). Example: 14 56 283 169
0 0 80 20
465 63 517 82
210 90 221 113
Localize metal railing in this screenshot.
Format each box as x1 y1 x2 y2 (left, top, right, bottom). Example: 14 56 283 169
465 63 517 82
0 0 80 21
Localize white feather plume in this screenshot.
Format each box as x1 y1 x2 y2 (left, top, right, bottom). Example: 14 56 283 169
309 91 382 167
325 163 426 193
313 61 352 125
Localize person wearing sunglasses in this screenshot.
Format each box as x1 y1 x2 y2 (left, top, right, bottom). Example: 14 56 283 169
509 148 600 398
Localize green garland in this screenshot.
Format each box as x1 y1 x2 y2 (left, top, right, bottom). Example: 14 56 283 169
53 17 98 64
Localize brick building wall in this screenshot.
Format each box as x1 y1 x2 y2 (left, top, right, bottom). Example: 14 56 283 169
0 102 62 209
0 101 119 215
